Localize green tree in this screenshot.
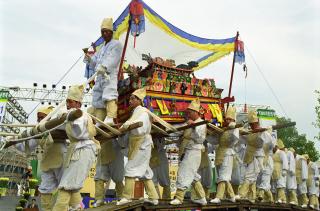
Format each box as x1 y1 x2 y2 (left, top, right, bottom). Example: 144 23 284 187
314 90 320 141
276 116 319 161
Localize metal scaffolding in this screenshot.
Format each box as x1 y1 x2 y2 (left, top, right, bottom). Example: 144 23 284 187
0 85 92 106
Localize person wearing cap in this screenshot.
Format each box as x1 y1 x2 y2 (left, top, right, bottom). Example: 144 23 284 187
15 105 68 211
306 155 320 209
235 110 266 202
295 153 309 208
255 128 276 203
271 139 289 203
286 148 298 205
170 98 207 206
210 106 239 204
116 88 159 206
230 137 246 195
83 17 123 124
84 20 124 200
89 108 125 207
92 138 124 207
52 85 99 211
192 141 213 200
150 137 171 200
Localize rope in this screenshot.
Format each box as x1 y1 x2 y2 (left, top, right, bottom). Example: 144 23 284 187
1 121 67 151
27 54 84 117
245 45 289 118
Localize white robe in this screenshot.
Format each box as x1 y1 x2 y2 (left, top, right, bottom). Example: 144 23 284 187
58 113 97 191
176 118 206 190
84 39 122 108
122 105 154 179
198 143 213 189
94 138 124 183
240 132 266 183
296 155 308 195
286 151 297 190
308 162 319 196
208 128 239 183
151 138 170 187
231 141 246 185
272 149 288 189
16 138 66 194
257 131 275 191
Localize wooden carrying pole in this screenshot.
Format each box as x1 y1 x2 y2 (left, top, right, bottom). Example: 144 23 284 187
4 109 83 148
240 122 296 135
0 124 36 128
88 113 121 135
99 122 143 143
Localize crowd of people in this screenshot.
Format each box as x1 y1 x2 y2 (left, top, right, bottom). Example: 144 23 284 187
3 17 319 211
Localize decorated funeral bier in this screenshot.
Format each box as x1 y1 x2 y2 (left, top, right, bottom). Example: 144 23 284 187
117 59 224 125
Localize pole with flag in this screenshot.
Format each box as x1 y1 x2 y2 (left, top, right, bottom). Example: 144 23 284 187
118 0 145 80
227 31 239 109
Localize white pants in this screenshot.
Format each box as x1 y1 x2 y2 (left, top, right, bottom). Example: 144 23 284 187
152 159 170 187
124 144 153 180
257 156 273 191
39 167 63 194
198 166 213 189
243 157 263 184
58 146 96 191
286 173 297 190
176 149 201 190
95 148 124 183
297 181 308 195
216 154 233 183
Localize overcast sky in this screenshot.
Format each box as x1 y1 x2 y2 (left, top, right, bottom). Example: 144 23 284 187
1 0 319 142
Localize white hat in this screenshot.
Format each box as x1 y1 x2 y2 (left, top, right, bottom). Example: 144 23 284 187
225 106 236 120
188 98 201 112
248 109 259 123
132 87 146 101
276 139 285 149
37 105 54 115
67 85 84 102
101 18 113 31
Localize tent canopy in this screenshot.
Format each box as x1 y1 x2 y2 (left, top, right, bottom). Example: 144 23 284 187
93 0 236 71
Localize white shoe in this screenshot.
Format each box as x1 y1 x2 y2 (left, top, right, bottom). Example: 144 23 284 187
210 198 221 204
69 204 83 211
191 197 207 205
234 195 241 200
116 198 132 205
301 204 308 208
229 197 236 203
170 198 182 205
310 205 315 209
92 199 104 208
289 201 297 205
103 116 114 125
144 198 159 205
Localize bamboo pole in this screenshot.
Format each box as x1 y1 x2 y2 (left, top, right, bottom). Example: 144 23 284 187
240 122 296 135
152 124 169 136
0 124 36 128
88 113 121 135
0 132 20 137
